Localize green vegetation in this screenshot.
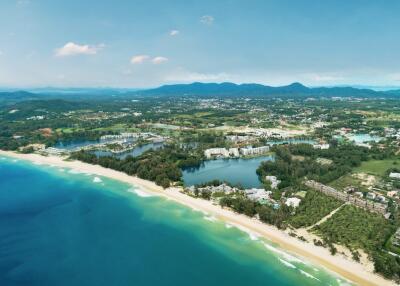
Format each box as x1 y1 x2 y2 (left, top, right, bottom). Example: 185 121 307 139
313 205 400 279
354 159 400 176
220 195 291 229
288 190 343 228
70 144 203 188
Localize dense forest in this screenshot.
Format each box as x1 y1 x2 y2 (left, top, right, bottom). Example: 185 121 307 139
257 143 394 190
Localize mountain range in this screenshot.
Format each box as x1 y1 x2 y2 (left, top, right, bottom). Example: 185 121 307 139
1 82 400 104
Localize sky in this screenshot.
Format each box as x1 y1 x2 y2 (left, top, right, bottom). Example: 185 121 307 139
1 0 400 88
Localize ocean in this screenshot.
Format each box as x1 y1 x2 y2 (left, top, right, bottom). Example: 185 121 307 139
0 156 349 286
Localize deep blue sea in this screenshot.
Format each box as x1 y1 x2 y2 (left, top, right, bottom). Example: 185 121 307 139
0 156 348 286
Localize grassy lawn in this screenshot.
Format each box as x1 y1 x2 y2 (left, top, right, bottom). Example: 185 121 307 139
354 159 400 176
329 173 369 192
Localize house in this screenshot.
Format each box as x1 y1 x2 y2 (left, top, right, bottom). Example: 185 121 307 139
285 197 301 208
387 190 399 198
313 143 330 150
393 228 400 247
366 192 376 200
389 172 400 179
376 195 387 203
354 191 364 198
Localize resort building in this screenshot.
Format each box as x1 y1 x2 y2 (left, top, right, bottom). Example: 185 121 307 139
305 180 388 216
204 148 230 159
312 143 330 149
393 228 400 247
240 146 270 156
265 175 281 189
285 197 301 208
389 172 400 179
244 188 271 202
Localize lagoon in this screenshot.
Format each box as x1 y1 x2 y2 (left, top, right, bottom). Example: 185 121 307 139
182 156 274 188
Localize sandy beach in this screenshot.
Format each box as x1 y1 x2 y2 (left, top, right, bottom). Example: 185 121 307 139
0 150 395 286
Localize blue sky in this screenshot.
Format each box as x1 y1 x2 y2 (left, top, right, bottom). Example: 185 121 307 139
1 0 400 88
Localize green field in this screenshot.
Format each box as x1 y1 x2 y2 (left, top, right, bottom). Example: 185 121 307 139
354 159 400 176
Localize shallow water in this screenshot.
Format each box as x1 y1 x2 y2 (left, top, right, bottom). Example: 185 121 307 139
0 156 348 286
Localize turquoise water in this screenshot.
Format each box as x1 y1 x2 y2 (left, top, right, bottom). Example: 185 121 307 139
183 156 274 188
0 156 347 286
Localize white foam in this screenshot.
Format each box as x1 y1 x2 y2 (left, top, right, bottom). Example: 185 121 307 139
68 169 83 174
33 161 43 165
228 222 261 242
299 269 320 281
0 157 6 160
58 168 65 172
203 215 218 222
279 258 296 269
225 223 233 229
262 242 306 264
128 188 153 197
93 177 102 183
12 159 18 162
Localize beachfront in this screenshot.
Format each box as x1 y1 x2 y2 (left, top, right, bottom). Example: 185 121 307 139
0 150 394 286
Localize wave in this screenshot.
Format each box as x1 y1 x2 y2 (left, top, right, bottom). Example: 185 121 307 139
299 269 320 281
68 169 83 174
127 187 153 197
227 223 261 241
225 223 233 229
262 242 306 265
279 258 296 269
203 215 218 222
93 177 102 183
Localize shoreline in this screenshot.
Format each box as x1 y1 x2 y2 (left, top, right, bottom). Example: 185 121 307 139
0 150 394 286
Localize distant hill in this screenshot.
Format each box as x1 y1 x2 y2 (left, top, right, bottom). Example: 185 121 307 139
0 91 42 104
137 82 382 97
1 83 399 103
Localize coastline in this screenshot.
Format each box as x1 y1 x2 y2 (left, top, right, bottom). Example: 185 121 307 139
0 150 394 286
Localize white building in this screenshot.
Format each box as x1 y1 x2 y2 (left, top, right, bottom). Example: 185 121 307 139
240 146 270 156
204 148 230 159
244 188 271 202
265 176 281 189
389 172 400 179
285 197 301 208
313 143 330 150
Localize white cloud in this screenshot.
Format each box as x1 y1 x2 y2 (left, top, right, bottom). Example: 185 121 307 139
306 73 344 82
55 42 104 57
130 55 150 64
200 15 214 25
164 68 231 82
152 56 168 64
169 30 179 36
